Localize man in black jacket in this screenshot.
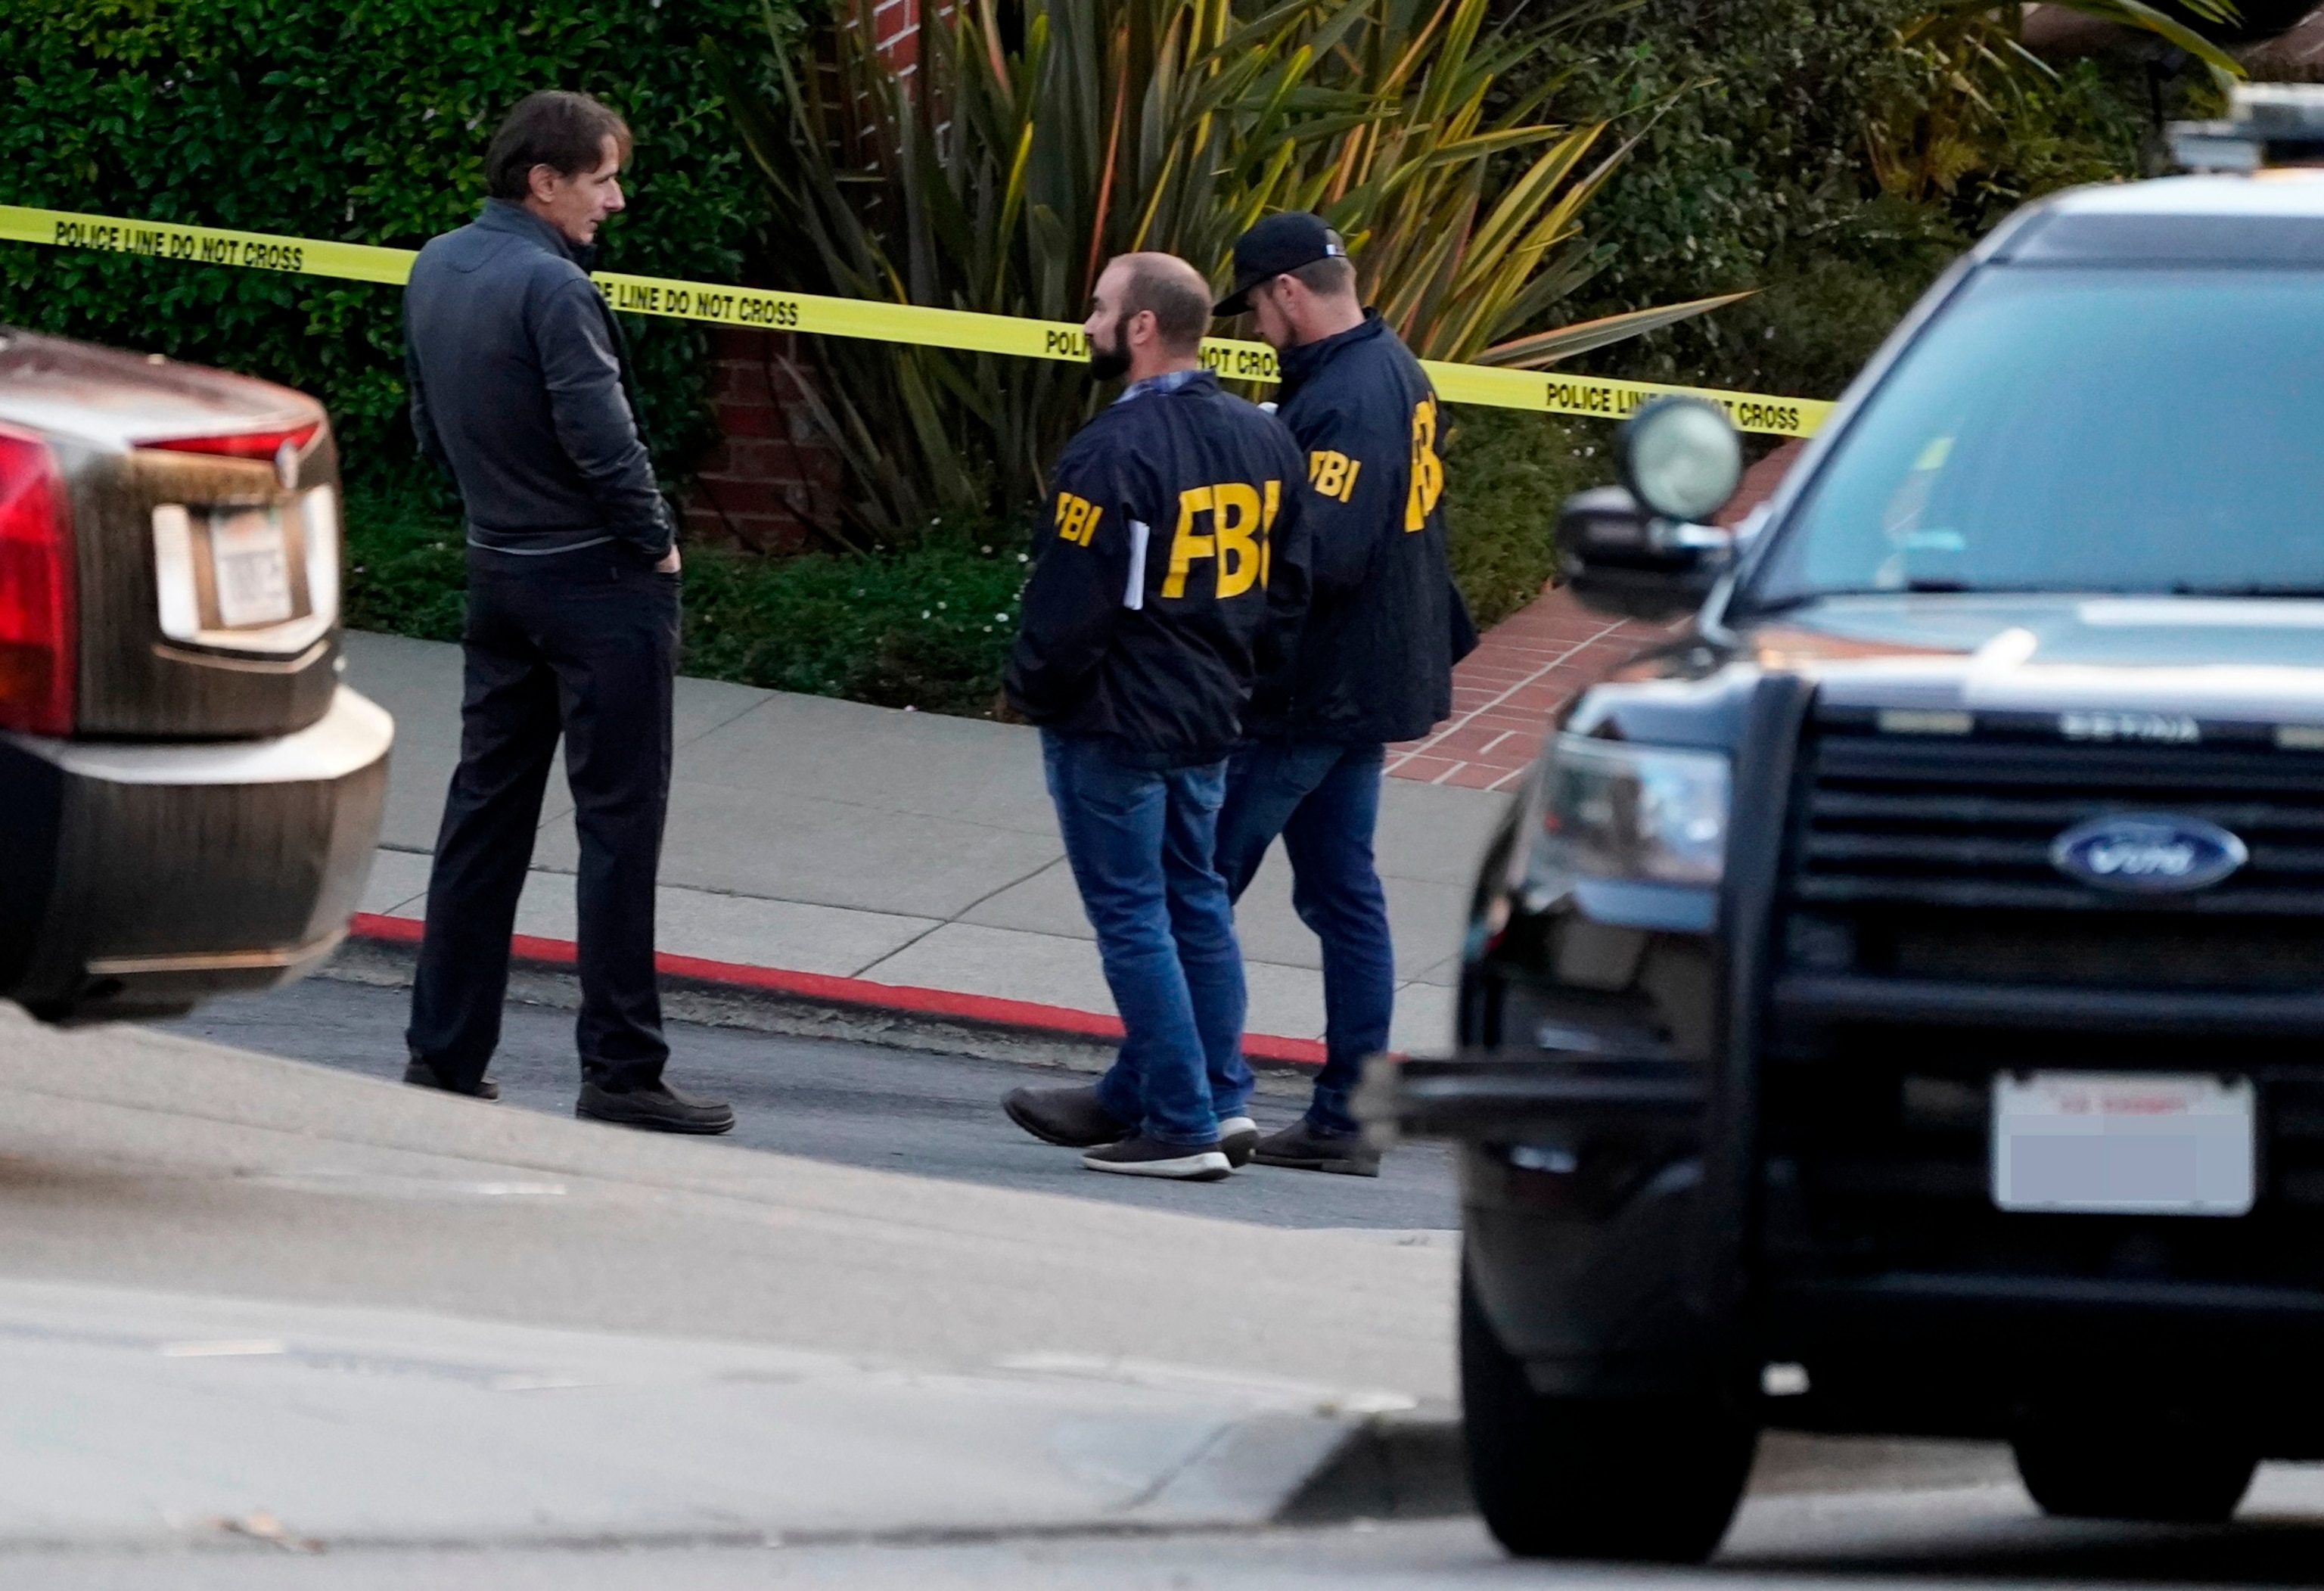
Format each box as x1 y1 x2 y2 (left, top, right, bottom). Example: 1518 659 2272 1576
1210 213 1478 1176
1000 253 1311 1182
401 89 732 1134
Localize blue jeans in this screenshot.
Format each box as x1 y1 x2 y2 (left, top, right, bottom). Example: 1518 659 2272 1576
1215 741 1393 1136
1042 731 1252 1146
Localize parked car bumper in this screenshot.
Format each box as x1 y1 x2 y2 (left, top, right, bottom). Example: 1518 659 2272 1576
0 685 393 1021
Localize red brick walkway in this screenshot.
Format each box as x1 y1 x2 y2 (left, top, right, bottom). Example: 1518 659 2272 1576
1385 591 1675 791
1387 438 1806 791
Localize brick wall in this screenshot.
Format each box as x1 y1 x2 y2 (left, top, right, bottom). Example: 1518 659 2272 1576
871 0 924 76
679 328 848 555
678 1 937 555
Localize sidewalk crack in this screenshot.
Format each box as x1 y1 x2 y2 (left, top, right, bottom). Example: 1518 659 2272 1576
848 854 1075 979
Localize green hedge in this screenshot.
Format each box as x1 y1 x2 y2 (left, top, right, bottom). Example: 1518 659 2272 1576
0 0 794 475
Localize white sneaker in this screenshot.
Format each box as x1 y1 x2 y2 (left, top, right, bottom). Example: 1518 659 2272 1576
1081 1134 1232 1181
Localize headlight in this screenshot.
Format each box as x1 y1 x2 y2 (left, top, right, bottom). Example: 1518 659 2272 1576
1519 734 1731 927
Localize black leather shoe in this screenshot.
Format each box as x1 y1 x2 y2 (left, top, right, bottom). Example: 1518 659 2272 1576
576 1080 736 1135
1251 1119 1381 1176
403 1055 499 1101
1003 1084 1131 1148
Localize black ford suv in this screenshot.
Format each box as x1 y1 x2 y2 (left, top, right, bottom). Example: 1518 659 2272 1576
1371 108 2324 1559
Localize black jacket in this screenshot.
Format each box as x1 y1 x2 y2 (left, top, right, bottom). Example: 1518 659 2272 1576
404 200 673 561
1245 312 1477 744
1006 372 1312 766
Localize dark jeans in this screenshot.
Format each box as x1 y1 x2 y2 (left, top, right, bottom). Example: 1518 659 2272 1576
1042 731 1252 1146
407 546 679 1091
1215 740 1393 1136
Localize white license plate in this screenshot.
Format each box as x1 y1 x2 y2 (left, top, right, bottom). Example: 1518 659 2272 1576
210 508 295 628
1992 1071 2254 1216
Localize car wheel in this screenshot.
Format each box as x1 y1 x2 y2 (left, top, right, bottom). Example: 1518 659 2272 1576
1459 1262 1756 1561
2012 1428 2256 1524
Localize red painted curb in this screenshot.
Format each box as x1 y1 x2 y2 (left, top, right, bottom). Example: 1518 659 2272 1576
348 912 1328 1067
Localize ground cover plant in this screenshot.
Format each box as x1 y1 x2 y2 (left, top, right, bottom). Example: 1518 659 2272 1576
343 472 1030 716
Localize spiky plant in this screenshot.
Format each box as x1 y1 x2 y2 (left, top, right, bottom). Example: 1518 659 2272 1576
713 0 1737 536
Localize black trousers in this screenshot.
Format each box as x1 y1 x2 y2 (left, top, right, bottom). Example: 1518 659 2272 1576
406 546 679 1091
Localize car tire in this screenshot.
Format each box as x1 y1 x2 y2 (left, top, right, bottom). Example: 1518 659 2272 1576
2012 1428 2256 1524
1460 1263 1756 1561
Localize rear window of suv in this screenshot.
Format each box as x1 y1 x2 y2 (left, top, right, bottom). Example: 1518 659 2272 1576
1748 265 2324 604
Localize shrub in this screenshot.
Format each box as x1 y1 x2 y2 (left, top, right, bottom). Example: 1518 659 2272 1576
1441 409 1598 628
1501 0 2216 399
0 0 794 477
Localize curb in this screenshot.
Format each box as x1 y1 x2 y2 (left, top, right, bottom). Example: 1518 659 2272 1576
1279 1411 1471 1523
344 913 1328 1073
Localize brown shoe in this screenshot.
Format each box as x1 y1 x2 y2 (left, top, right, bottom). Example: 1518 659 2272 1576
1003 1084 1131 1148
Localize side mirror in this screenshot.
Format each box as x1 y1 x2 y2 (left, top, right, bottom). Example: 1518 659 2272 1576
1558 397 1745 621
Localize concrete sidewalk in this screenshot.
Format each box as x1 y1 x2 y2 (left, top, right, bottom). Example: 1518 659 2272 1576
343 632 1508 1056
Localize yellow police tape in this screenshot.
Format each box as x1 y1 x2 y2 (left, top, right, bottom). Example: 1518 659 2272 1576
2 203 1832 437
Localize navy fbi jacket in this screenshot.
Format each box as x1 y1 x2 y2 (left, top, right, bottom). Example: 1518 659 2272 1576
1006 371 1313 766
405 200 674 562
1247 310 1477 746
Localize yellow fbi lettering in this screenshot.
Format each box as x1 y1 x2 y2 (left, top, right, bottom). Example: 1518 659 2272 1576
1307 449 1360 503
1405 399 1444 531
1164 480 1282 600
1055 489 1102 547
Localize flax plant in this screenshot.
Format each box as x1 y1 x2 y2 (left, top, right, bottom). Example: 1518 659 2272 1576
713 0 1732 536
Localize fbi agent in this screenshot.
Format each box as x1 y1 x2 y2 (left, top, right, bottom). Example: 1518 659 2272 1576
1210 213 1479 1176
1001 253 1313 1182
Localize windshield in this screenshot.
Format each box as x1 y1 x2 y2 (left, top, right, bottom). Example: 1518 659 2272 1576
1746 266 2324 607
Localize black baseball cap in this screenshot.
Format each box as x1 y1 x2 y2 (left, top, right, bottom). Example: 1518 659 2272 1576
1213 212 1350 316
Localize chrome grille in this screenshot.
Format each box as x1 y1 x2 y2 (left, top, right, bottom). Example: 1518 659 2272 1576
1793 730 2324 916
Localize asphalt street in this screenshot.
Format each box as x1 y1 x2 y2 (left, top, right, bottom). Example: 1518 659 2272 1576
5 996 2320 1585
158 971 1460 1232
0 1002 1461 1552
14 1464 2324 1587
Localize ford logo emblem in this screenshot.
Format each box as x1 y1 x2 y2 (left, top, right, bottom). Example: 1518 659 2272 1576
2049 813 2248 893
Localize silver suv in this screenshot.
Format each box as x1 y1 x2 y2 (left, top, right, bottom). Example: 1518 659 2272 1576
0 330 390 1021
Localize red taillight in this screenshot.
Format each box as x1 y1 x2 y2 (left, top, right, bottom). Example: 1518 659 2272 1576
136 422 319 461
0 427 75 736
